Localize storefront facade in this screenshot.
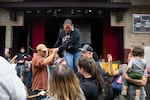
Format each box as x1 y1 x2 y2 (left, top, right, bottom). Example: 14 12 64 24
0 0 150 63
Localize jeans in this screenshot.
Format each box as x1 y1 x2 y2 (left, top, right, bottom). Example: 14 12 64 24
15 64 25 77
25 69 32 88
128 85 146 100
64 51 81 72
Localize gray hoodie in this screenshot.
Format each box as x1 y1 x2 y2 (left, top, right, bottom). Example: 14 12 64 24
0 56 26 100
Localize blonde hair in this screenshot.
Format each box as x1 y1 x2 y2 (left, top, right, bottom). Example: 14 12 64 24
47 64 84 100
130 45 135 52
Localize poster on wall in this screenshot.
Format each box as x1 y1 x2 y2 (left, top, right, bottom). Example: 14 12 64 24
133 14 150 33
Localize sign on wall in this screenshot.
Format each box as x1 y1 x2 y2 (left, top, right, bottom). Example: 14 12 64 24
133 14 150 33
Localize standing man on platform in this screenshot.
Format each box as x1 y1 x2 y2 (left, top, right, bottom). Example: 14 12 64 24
54 19 81 72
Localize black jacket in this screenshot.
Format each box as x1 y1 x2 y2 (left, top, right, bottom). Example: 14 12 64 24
76 72 100 100
54 28 80 53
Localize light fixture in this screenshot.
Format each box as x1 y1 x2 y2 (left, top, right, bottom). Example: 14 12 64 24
47 10 52 14
37 10 40 14
89 9 92 13
53 9 58 17
57 9 61 12
97 10 102 15
77 9 82 13
26 10 32 14
85 9 88 14
71 9 74 15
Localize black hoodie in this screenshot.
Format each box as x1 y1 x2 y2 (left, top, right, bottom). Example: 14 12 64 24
54 28 80 53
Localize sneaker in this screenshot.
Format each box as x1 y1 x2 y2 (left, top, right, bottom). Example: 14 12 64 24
134 96 140 100
121 90 127 96
119 95 127 100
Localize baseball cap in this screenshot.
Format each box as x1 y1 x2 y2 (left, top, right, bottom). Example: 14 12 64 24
36 44 47 51
79 44 93 52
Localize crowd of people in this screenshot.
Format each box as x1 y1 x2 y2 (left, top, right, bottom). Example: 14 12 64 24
0 19 148 100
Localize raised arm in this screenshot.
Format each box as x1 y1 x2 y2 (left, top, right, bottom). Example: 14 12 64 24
10 55 17 64
107 54 120 76
43 48 58 65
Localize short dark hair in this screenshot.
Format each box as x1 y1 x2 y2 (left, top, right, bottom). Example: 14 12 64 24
64 19 73 24
132 46 144 57
20 47 25 50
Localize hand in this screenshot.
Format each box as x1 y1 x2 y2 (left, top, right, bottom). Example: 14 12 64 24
38 91 46 96
107 54 112 62
18 60 24 63
52 48 59 54
124 73 130 80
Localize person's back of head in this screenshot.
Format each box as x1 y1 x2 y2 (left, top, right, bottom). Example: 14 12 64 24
78 57 94 75
132 46 144 57
48 64 83 100
78 57 104 91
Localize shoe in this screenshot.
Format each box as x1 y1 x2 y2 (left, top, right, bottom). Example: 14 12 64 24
134 96 140 100
119 95 127 100
114 96 119 100
121 90 127 96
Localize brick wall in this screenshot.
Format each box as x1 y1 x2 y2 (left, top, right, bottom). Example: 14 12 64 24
111 0 150 62
111 9 150 49
0 9 24 26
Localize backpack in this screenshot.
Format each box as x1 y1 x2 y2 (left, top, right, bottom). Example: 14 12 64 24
103 73 114 100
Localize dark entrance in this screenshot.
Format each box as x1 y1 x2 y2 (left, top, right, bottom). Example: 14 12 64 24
0 26 6 56
45 17 60 48
13 26 28 55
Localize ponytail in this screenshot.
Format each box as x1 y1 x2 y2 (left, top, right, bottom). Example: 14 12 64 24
78 57 104 92
89 60 104 89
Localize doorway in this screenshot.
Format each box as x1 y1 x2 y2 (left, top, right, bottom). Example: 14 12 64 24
0 26 6 56
45 17 104 58
13 26 28 55
45 17 60 48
